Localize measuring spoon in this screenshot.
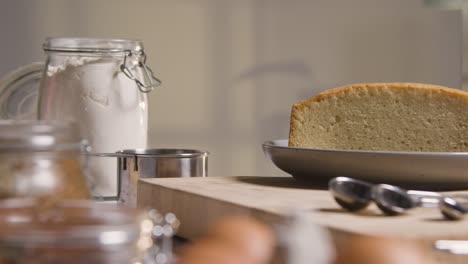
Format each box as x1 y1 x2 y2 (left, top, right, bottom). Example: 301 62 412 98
328 177 373 211
329 177 441 215
371 184 441 215
439 196 468 221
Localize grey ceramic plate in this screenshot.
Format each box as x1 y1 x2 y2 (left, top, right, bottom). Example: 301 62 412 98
262 139 468 190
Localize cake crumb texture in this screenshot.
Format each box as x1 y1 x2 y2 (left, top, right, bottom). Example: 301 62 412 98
288 83 468 152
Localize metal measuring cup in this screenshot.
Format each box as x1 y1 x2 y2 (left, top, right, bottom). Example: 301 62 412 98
90 149 209 207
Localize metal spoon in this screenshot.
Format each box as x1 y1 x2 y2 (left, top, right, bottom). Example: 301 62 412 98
374 185 468 219
371 184 417 215
328 177 373 211
329 177 441 215
439 196 467 221
371 184 443 215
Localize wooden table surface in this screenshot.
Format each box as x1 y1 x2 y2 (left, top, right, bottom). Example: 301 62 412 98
137 176 468 263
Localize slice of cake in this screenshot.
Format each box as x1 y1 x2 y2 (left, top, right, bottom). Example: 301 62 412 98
288 83 468 152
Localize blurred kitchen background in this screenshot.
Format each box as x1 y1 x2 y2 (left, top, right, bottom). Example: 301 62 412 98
0 0 463 177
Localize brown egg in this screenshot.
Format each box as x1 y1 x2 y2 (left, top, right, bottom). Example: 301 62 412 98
177 238 255 264
205 215 276 264
333 235 436 264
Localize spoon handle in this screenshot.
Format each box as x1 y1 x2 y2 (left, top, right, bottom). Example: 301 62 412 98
408 191 468 210
407 190 441 207
434 240 468 255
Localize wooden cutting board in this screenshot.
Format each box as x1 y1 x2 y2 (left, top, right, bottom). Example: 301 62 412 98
137 176 468 263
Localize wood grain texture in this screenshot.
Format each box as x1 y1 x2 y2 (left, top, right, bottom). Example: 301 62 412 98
137 176 468 263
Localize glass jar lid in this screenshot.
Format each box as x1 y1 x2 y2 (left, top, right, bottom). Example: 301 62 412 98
43 37 144 54
42 37 161 93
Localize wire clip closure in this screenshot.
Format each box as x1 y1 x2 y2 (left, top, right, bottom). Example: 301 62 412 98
120 50 162 93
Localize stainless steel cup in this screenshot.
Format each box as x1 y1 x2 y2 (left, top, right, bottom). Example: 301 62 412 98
94 149 208 207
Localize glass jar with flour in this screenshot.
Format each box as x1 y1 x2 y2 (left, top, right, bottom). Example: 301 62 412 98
37 38 160 198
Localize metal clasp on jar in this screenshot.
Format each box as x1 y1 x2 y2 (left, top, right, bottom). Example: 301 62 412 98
120 50 162 93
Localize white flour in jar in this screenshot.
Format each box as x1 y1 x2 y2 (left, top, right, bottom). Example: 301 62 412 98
44 56 148 197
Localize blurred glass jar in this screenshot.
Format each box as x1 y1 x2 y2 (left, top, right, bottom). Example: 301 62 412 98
0 198 152 264
0 120 90 200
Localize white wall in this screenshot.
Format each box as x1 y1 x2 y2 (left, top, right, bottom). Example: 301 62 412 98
0 0 461 176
